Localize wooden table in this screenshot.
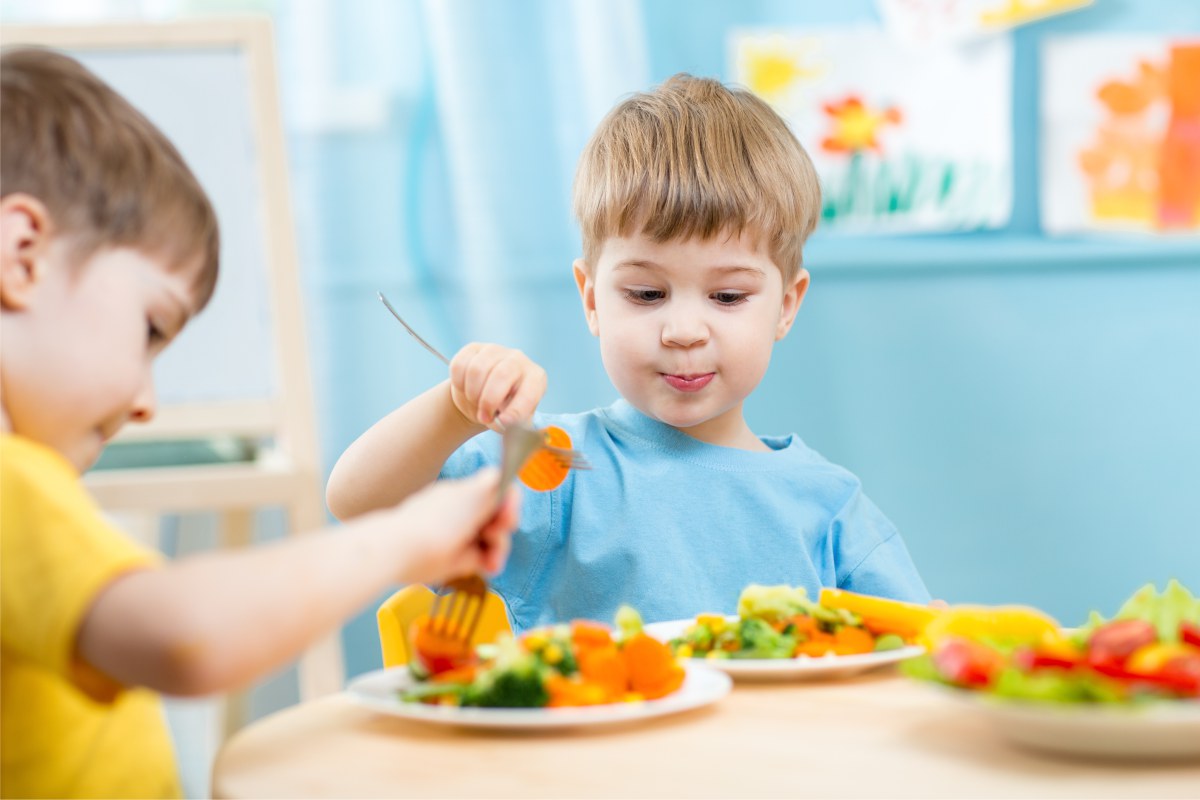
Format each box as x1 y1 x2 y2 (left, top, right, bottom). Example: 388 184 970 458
213 671 1200 798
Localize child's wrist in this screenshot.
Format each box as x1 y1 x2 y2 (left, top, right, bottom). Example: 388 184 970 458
442 382 487 436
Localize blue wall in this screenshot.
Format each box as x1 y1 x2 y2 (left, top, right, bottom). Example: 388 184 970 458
288 0 1200 679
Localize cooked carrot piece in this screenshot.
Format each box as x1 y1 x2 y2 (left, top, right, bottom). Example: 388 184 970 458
637 669 685 700
518 425 572 491
622 633 684 696
790 615 818 636
578 645 628 700
571 620 614 651
546 674 610 707
831 626 876 655
794 630 836 657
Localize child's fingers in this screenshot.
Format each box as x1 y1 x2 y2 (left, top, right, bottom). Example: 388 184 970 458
455 345 514 426
493 362 546 428
475 356 523 424
451 344 492 415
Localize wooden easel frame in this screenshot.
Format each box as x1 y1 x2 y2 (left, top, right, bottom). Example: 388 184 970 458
1 18 343 724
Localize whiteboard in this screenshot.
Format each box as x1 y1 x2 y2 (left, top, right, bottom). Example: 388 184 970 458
69 47 276 404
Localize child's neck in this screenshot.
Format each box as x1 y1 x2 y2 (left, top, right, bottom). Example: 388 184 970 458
675 410 770 452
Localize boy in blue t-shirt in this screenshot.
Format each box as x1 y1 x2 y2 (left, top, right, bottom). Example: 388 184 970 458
328 73 930 631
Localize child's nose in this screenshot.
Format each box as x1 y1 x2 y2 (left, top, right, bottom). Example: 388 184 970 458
129 375 158 423
661 309 710 347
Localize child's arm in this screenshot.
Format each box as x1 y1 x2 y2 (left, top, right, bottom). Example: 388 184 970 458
326 344 547 519
75 469 519 697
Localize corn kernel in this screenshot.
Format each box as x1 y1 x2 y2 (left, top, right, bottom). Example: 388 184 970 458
697 614 726 633
523 633 548 652
675 644 694 659
542 642 564 664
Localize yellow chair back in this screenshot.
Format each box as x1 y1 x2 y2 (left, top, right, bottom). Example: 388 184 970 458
376 584 512 668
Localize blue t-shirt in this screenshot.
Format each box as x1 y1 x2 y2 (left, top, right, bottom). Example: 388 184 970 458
441 399 929 632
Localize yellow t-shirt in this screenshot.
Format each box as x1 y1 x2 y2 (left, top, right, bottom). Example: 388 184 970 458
1 435 180 799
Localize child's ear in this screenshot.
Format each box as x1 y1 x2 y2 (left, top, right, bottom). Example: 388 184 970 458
775 267 809 341
0 194 53 311
573 258 600 336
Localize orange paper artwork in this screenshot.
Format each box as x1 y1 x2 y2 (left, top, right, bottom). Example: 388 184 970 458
1042 37 1200 235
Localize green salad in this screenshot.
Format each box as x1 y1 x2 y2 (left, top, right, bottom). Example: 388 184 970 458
904 579 1200 704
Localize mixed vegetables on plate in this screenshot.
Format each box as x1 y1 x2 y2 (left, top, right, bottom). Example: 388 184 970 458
402 606 685 708
664 584 933 660
905 579 1200 703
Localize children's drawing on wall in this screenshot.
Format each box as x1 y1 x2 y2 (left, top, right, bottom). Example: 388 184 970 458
877 0 1093 48
1042 38 1200 236
730 29 1012 234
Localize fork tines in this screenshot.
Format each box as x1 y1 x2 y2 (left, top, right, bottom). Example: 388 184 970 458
543 446 592 471
429 575 487 645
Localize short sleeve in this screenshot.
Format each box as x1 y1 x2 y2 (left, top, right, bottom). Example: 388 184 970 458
830 489 931 604
1 438 160 693
439 432 501 480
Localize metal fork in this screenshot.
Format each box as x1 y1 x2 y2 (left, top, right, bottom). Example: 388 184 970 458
377 291 590 474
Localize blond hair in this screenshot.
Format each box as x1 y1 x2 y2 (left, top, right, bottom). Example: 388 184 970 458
573 73 821 281
1 48 219 308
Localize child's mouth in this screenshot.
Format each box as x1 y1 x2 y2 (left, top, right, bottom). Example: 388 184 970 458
662 373 714 392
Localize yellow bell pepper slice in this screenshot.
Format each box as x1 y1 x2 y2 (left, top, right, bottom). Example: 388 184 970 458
920 605 1059 650
818 588 941 640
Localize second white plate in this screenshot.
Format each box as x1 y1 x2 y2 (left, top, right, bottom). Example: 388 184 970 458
643 617 923 680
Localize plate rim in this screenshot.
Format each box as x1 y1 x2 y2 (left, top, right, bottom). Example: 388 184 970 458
345 661 733 729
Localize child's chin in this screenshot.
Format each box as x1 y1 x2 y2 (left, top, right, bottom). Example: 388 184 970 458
646 404 714 430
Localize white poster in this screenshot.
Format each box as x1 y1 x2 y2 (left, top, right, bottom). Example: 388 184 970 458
1041 36 1200 236
731 28 1013 234
877 0 1093 48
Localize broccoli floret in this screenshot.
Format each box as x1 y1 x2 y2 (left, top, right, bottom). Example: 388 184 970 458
462 666 549 708
537 635 579 676
456 635 552 708
734 617 796 659
683 623 715 651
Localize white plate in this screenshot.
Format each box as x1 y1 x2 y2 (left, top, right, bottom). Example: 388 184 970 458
643 618 924 680
346 662 732 730
943 688 1200 761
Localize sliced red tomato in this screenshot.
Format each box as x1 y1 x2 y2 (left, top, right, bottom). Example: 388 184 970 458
1013 646 1082 672
1159 654 1200 696
933 638 1006 688
1181 620 1200 648
1086 619 1157 669
410 617 475 675
1089 657 1200 697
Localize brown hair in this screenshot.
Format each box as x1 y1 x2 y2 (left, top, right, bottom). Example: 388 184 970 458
1 47 219 308
573 73 821 282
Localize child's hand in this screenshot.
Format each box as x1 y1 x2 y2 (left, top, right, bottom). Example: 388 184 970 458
448 343 547 432
390 468 521 584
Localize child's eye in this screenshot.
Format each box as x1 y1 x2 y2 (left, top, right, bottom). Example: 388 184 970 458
623 288 666 305
711 291 748 306
147 321 164 345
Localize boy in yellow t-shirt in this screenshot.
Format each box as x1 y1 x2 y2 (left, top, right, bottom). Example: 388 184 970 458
0 49 520 798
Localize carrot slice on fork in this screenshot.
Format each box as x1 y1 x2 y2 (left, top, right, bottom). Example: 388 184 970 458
518 425 572 491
